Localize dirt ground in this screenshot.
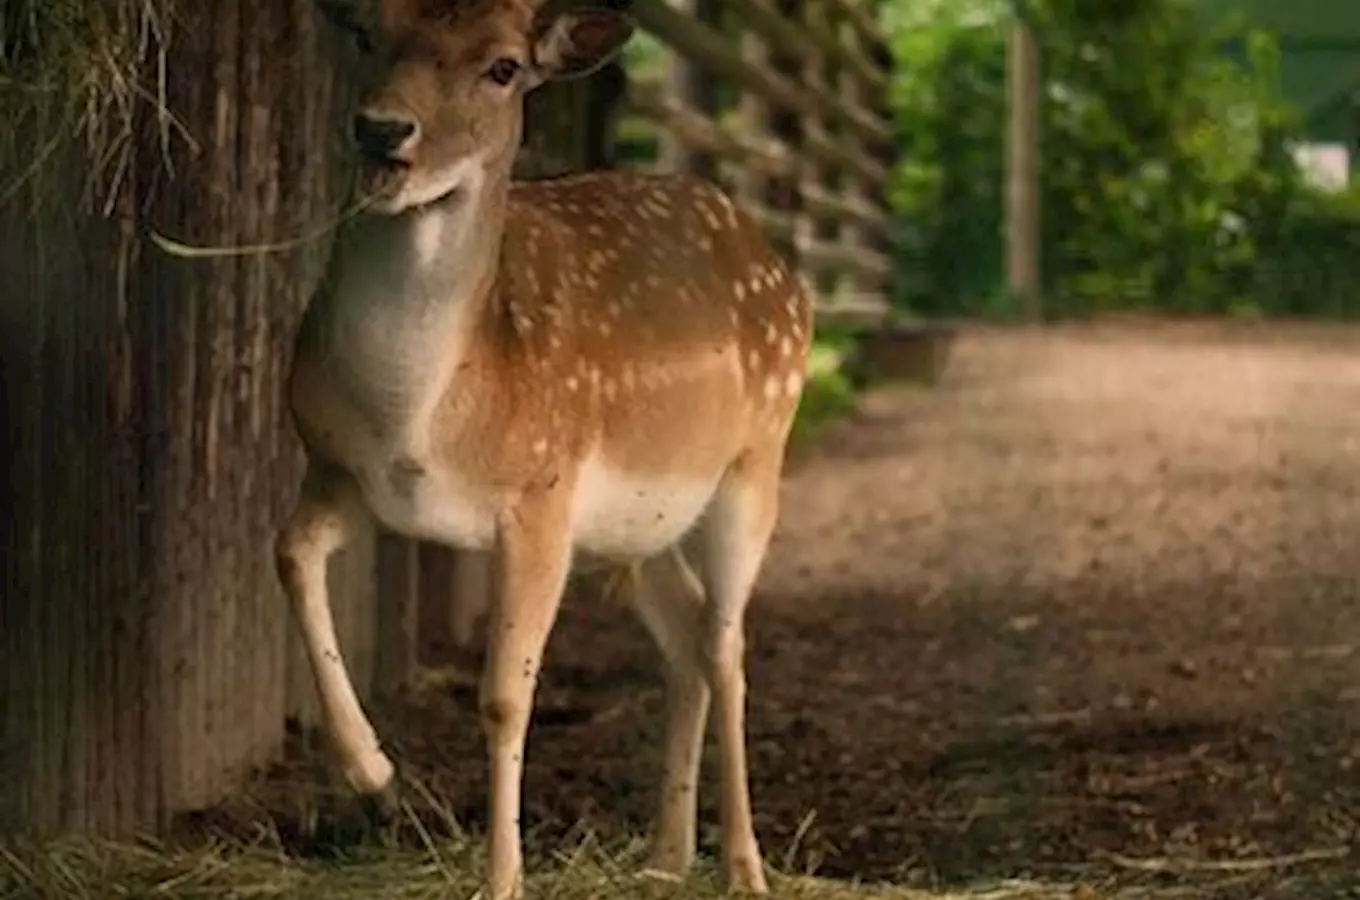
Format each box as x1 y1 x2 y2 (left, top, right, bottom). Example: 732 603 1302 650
222 320 1360 895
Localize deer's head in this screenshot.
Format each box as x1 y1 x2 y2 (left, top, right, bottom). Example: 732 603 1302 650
317 0 634 214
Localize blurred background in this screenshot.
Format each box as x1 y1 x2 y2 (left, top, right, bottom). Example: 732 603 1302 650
2 0 1358 897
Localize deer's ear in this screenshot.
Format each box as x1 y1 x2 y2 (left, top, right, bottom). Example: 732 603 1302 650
527 9 633 88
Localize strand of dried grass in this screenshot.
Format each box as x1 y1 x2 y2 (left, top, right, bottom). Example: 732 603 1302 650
148 192 377 258
1099 845 1349 874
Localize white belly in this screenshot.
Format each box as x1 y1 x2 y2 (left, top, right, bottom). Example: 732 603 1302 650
345 427 721 561
570 455 721 561
354 444 501 551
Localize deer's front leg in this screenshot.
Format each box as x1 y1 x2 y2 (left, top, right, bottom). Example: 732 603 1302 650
275 460 394 799
481 495 573 900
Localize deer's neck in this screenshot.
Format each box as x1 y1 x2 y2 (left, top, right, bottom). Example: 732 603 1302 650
332 173 507 328
321 173 509 423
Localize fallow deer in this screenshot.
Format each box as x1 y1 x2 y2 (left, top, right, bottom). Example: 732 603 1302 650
275 1 812 896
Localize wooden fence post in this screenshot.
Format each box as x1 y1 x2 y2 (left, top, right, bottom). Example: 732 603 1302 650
1006 17 1042 318
660 0 723 178
800 2 839 305
0 0 370 837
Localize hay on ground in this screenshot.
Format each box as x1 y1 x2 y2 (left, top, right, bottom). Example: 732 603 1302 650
0 829 1351 900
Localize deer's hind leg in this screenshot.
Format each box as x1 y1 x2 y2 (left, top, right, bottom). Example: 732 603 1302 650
627 543 712 876
695 448 783 895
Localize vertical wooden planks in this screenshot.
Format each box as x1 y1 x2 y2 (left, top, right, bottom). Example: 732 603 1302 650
0 0 386 837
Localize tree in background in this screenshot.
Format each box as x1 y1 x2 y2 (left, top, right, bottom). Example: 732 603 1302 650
882 0 1340 318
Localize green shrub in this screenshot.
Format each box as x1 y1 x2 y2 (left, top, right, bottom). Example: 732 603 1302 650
883 0 1335 318
790 332 861 442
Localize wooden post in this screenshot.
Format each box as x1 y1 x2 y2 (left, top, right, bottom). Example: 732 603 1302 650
732 29 770 224
1005 17 1041 319
784 0 821 302
374 533 420 695
659 0 722 179
584 59 629 169
764 0 808 271
1351 93 1360 175
837 9 880 306
0 0 368 837
804 2 842 306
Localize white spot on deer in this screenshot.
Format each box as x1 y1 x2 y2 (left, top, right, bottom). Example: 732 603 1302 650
762 377 780 402
715 192 739 227
643 197 671 219
784 372 803 397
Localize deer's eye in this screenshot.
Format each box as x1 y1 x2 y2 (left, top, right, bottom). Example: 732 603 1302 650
485 58 521 86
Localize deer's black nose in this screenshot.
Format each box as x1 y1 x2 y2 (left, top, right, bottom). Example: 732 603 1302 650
352 113 418 159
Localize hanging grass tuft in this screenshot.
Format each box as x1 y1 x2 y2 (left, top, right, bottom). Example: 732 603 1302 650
0 0 176 214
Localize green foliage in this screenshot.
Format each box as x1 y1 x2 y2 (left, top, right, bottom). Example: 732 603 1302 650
885 2 1009 316
621 28 667 83
790 333 861 442
882 0 1357 318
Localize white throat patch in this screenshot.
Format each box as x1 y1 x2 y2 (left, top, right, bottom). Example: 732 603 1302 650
400 153 487 217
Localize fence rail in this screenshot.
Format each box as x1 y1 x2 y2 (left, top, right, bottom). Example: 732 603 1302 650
619 0 897 321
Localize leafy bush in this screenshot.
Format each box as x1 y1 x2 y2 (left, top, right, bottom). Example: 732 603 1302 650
883 0 1352 318
790 331 861 442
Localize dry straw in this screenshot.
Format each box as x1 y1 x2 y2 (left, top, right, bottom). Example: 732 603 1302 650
0 0 365 255
0 0 177 215
0 834 1100 900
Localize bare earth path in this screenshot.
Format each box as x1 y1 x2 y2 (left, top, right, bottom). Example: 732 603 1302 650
239 321 1360 895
